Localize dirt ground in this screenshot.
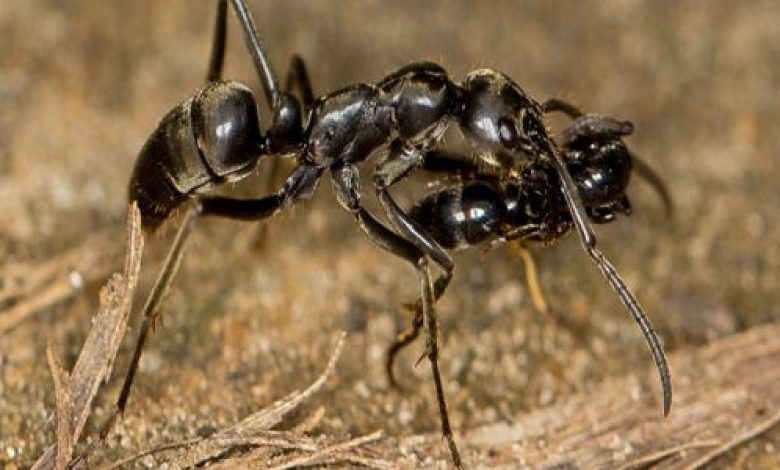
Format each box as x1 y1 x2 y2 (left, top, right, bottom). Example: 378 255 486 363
1 0 779 468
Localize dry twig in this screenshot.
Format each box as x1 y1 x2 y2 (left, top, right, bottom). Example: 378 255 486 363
266 430 387 470
98 332 388 469
46 345 74 470
683 409 780 470
616 440 719 470
31 204 144 470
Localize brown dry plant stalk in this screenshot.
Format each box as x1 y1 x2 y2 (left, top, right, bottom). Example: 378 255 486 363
97 331 391 469
31 203 144 470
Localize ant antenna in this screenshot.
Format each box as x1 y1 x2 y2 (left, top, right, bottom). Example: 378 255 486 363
630 152 674 218
229 0 280 108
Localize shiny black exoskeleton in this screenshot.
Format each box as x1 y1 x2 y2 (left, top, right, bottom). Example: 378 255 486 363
115 2 672 468
409 113 638 251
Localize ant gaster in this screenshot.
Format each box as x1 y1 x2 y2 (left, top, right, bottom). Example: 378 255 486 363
110 1 672 468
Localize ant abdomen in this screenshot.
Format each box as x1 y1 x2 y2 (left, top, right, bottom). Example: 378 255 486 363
128 81 264 230
410 181 504 249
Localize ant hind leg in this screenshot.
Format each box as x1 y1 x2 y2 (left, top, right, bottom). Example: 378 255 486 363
100 202 201 438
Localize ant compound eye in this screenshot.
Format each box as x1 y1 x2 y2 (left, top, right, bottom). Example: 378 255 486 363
497 117 519 148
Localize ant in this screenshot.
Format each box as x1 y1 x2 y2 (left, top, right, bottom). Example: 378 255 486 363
105 1 672 467
385 102 673 391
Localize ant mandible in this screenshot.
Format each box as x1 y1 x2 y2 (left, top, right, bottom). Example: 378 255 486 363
109 1 672 467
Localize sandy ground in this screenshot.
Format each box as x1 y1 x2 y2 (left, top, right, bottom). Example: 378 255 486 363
1 0 779 467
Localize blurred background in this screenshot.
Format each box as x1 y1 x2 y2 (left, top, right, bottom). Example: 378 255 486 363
1 0 779 467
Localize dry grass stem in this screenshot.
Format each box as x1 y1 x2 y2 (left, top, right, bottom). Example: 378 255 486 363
46 345 73 470
266 430 388 470
31 204 144 470
617 441 719 470
683 409 780 470
98 332 390 469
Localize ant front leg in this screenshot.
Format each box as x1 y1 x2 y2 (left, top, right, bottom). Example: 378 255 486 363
384 148 480 389
330 162 462 469
532 116 673 415
374 144 456 370
375 142 455 306
372 144 462 467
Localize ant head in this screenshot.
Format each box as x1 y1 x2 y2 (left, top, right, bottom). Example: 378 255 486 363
458 70 551 161
267 91 304 154
562 114 634 219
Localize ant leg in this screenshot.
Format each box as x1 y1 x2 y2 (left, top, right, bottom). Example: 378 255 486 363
629 151 674 217
552 145 671 415
285 55 315 111
374 143 454 292
206 0 228 82
583 243 672 416
385 307 423 389
542 97 583 118
103 165 320 438
331 165 462 468
228 0 280 108
530 117 672 414
374 144 455 389
509 243 550 316
201 163 323 220
100 203 200 438
373 149 462 466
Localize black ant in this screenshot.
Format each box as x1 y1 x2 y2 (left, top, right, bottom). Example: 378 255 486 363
386 101 673 391
106 1 672 467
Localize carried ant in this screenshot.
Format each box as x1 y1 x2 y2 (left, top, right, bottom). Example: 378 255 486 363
104 1 672 467
385 101 673 390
